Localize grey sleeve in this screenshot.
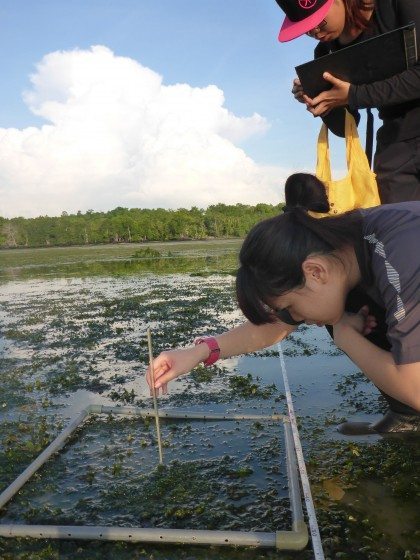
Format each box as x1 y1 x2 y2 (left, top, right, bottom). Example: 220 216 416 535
386 298 420 365
364 206 420 365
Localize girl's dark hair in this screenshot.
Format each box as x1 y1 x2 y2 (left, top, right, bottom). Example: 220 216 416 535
343 0 375 31
284 173 329 213
236 208 362 325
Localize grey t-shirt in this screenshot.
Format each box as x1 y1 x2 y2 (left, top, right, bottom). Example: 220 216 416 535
357 202 420 365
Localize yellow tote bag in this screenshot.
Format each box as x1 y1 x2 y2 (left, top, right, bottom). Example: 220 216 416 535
310 110 380 218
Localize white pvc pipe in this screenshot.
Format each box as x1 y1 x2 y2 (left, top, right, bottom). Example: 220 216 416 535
88 405 287 422
0 525 277 547
284 422 304 524
277 343 325 560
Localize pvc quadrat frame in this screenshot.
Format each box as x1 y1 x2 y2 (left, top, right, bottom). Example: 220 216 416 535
0 404 308 551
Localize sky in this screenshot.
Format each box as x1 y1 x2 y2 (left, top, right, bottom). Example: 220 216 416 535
0 0 366 218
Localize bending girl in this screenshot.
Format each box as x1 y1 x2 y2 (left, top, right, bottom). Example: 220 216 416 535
146 177 420 434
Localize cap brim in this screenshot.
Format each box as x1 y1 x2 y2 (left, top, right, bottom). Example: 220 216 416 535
278 0 334 42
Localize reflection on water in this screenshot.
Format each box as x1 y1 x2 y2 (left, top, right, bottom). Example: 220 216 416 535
0 254 239 281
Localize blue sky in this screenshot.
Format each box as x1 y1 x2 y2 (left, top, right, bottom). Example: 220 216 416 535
0 0 363 217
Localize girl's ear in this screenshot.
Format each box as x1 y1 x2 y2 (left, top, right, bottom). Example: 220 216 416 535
302 257 329 284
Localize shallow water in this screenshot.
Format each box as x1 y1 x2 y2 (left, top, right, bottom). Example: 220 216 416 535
0 241 418 560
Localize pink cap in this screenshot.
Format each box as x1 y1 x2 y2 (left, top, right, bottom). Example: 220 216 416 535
278 0 334 42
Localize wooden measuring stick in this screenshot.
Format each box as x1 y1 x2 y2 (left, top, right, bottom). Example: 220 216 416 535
147 327 164 465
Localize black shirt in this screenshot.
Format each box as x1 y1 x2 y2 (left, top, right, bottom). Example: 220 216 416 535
315 0 420 145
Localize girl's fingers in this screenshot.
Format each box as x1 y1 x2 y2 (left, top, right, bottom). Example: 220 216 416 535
153 365 169 382
362 310 377 335
357 305 369 317
154 372 171 388
146 360 170 385
145 351 180 397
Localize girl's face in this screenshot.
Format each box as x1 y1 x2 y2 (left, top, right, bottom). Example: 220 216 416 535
306 0 346 42
270 255 349 326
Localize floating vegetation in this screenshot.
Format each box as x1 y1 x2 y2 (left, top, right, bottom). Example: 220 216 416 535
108 387 136 404
335 372 388 414
130 248 162 259
189 364 218 385
228 374 277 399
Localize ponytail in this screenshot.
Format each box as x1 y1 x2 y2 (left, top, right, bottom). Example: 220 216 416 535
236 204 363 325
284 173 330 213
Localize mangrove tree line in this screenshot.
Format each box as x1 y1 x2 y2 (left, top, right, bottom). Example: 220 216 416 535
0 203 284 248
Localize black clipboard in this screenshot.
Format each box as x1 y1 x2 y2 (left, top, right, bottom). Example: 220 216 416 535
295 23 418 99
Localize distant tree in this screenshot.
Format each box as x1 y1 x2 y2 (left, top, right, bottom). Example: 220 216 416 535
2 222 19 247
0 201 282 248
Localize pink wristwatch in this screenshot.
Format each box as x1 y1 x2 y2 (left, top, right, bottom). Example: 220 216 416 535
194 336 220 366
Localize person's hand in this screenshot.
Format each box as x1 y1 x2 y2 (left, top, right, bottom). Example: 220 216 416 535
333 306 377 346
303 72 350 117
291 78 306 104
145 345 208 396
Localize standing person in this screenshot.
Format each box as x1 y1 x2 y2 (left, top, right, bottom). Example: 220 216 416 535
276 0 420 204
147 195 420 434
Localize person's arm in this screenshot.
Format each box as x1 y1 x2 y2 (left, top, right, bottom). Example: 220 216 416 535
350 0 420 109
306 1 420 116
348 65 420 109
214 319 295 358
333 310 420 411
304 60 420 116
146 319 295 394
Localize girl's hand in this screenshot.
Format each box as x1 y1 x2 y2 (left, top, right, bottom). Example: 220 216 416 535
145 345 208 396
333 306 377 345
291 77 306 103
303 72 350 117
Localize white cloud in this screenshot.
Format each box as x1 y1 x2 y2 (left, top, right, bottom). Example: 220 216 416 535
0 45 290 218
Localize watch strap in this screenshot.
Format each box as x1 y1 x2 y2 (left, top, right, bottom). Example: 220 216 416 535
194 336 220 366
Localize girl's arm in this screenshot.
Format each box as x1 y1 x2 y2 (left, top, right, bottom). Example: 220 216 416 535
146 319 295 394
214 319 295 359
334 312 420 412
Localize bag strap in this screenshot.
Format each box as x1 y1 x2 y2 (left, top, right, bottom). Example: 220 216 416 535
315 123 332 182
345 109 360 168
345 109 374 174
365 108 374 168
